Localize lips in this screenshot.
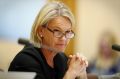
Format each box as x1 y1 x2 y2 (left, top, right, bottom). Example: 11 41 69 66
56 43 65 45
56 44 66 47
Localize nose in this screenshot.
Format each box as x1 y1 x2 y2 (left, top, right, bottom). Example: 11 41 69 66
60 35 66 40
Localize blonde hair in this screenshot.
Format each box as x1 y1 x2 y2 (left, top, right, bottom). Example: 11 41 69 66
30 1 75 48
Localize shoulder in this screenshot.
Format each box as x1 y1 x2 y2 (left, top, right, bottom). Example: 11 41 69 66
8 45 43 71
15 45 41 63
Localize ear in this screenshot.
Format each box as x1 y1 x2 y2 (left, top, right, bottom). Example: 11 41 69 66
37 26 44 37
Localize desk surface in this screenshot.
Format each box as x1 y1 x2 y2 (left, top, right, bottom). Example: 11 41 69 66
0 72 36 79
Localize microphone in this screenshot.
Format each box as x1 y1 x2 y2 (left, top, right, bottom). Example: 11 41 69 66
18 38 30 45
112 44 120 51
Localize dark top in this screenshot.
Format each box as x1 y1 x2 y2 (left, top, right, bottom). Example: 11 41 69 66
87 59 120 75
8 45 68 79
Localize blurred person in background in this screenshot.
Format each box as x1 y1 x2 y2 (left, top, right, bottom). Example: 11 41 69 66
87 31 120 75
8 1 88 79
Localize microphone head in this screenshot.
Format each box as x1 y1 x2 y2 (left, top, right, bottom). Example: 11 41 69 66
18 38 30 45
112 44 120 51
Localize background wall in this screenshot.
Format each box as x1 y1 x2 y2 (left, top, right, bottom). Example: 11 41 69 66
0 0 46 71
75 0 120 60
0 0 46 41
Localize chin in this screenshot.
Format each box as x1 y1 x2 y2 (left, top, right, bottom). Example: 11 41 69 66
54 45 66 52
56 48 65 53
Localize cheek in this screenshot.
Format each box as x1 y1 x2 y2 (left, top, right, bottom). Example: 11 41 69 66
64 38 70 44
54 38 70 48
43 33 54 45
66 39 70 44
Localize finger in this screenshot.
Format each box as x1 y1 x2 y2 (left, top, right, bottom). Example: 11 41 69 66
76 53 88 67
79 57 88 66
69 54 76 64
74 53 80 60
85 60 88 67
69 55 73 58
79 65 86 73
80 54 87 61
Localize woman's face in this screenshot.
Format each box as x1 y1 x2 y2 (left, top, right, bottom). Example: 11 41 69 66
41 16 72 52
100 39 112 58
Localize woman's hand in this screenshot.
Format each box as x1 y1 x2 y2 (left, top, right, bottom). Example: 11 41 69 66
63 53 88 79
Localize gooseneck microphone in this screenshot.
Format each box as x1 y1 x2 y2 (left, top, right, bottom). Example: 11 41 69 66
112 44 120 51
18 38 31 45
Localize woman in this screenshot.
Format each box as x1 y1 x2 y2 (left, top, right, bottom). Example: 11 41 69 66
87 31 120 75
9 1 88 79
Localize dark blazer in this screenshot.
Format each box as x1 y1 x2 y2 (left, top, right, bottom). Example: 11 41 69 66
8 45 68 79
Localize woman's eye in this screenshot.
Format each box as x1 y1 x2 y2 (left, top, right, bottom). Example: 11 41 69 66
66 30 71 33
53 29 61 32
53 29 59 31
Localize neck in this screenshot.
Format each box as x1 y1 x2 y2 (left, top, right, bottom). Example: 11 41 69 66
41 48 57 68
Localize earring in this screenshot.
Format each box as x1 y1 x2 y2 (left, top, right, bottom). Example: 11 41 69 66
40 35 43 37
39 32 43 37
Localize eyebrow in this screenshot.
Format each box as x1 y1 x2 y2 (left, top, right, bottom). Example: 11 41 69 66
51 26 72 31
